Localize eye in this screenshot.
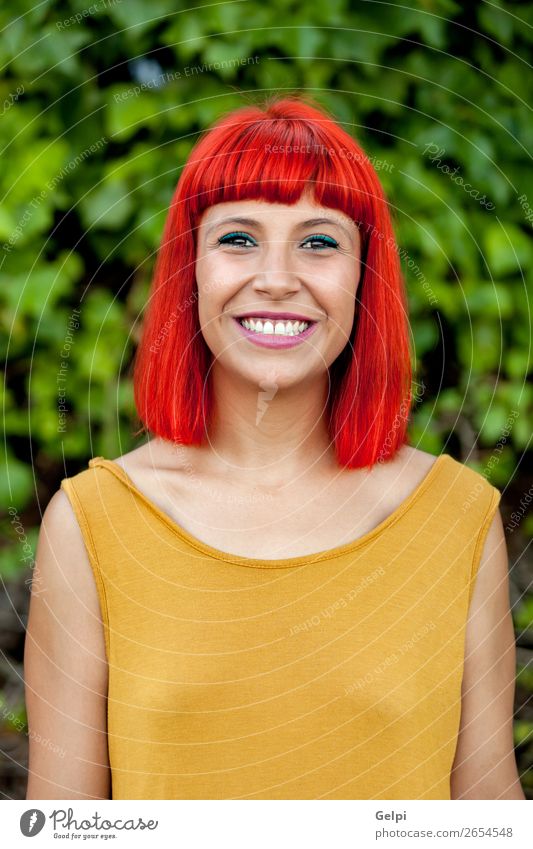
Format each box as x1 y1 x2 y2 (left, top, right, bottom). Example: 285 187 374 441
301 234 339 250
215 232 340 250
217 231 256 248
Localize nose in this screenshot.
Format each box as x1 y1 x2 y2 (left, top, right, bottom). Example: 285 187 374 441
251 238 302 297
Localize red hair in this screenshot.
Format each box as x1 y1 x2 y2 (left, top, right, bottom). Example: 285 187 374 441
133 94 413 469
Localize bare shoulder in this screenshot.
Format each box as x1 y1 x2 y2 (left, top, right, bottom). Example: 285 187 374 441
451 505 525 798
33 487 108 676
395 444 440 474
110 437 194 478
25 488 110 798
42 487 92 551
373 445 440 499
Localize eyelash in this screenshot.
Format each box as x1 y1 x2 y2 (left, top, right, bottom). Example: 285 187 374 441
216 231 340 250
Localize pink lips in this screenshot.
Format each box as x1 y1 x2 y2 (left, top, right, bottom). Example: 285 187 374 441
232 317 318 349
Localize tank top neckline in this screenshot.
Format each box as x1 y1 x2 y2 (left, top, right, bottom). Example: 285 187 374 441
86 453 452 568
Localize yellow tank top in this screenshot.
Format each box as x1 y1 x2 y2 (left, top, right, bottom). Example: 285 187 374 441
60 452 501 800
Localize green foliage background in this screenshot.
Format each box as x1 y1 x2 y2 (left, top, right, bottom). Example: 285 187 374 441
1 0 532 798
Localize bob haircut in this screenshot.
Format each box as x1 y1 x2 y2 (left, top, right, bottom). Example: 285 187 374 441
133 94 413 469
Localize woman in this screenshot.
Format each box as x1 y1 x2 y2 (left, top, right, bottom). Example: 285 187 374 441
24 95 524 800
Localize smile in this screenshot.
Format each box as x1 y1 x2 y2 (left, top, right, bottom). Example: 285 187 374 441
232 316 318 349
239 317 310 336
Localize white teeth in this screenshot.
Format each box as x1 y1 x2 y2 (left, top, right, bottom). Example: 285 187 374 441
239 317 310 336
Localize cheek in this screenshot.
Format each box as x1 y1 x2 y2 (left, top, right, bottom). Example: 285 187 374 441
197 252 241 300
196 261 227 324
195 251 216 293
333 304 357 346
197 279 238 343
322 273 359 334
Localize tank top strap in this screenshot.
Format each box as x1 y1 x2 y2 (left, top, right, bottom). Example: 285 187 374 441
60 456 131 529
88 455 133 485
60 456 165 555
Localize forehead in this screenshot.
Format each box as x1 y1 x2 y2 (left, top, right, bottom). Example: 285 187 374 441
199 194 357 231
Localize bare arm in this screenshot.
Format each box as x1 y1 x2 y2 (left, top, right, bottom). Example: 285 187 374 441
450 507 526 799
24 489 111 799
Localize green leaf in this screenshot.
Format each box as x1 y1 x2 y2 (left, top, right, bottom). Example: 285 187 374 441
478 1 515 47
79 180 134 230
483 222 533 277
0 450 34 510
514 721 533 747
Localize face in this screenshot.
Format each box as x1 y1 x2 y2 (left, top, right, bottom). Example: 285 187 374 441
195 190 362 390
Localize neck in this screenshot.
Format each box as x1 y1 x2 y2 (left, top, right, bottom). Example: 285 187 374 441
203 364 337 486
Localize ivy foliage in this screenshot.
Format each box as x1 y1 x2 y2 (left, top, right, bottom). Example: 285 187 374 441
1 0 532 682
1 0 532 796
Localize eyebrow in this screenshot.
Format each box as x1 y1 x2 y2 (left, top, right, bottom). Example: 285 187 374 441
205 216 356 240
